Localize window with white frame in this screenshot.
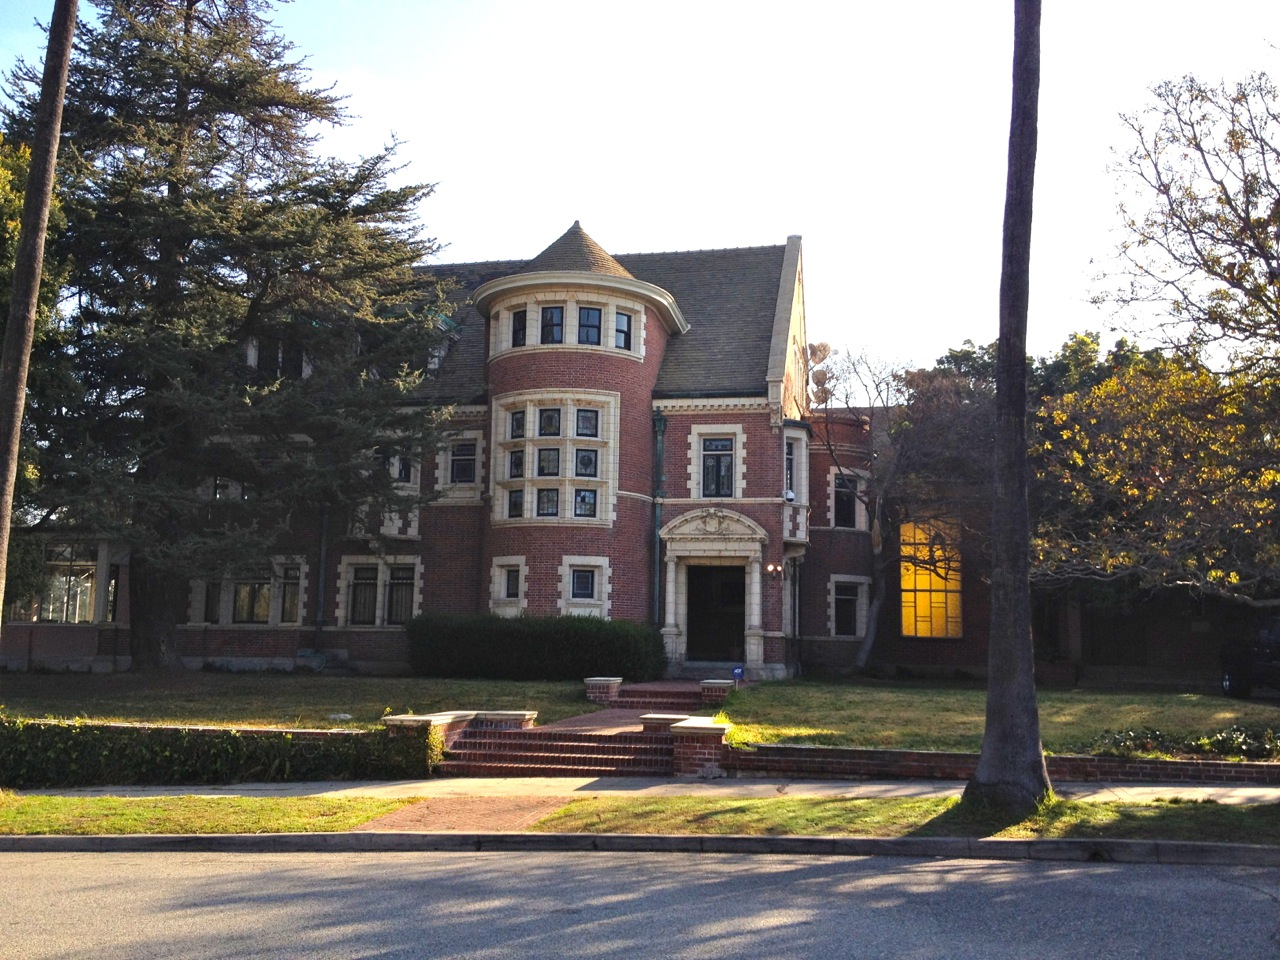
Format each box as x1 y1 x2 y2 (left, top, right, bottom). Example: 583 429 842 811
494 390 618 526
385 565 415 625
489 294 645 360
558 555 611 617
336 558 421 627
449 443 476 484
829 467 869 530
687 424 747 499
434 431 484 500
830 576 871 638
783 427 808 504
490 556 528 617
248 334 310 380
280 565 302 623
196 558 306 627
232 568 272 624
348 566 378 625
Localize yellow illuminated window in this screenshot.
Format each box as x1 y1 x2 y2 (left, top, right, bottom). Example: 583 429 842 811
900 521 962 638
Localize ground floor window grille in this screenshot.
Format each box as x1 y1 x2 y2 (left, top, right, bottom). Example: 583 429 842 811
386 566 415 625
349 565 379 625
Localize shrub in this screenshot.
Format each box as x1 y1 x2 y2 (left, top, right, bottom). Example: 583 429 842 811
0 717 439 789
406 613 665 681
1085 725 1280 761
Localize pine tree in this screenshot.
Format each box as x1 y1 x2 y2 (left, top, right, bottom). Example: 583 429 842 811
4 0 449 665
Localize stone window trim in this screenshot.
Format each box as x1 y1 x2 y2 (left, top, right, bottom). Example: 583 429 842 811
783 427 808 503
487 292 647 362
828 574 872 639
192 556 308 628
490 555 529 617
828 466 869 531
334 555 423 628
687 424 748 499
557 555 612 618
449 442 477 485
491 389 620 527
433 430 485 501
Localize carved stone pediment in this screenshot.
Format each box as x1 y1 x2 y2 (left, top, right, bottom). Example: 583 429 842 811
660 507 767 543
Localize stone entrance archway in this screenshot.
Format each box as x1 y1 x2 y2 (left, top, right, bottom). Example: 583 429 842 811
658 507 767 675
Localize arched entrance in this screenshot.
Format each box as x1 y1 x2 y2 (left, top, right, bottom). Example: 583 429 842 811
658 507 768 675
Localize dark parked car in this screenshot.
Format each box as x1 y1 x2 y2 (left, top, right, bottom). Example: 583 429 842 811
1221 615 1280 698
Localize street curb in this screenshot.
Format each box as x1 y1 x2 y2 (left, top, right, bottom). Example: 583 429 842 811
1 832 1277 866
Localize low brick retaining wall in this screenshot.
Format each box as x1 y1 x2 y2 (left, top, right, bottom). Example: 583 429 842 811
723 742 1280 786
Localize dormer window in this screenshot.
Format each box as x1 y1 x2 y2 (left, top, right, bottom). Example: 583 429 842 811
578 307 602 345
540 306 564 344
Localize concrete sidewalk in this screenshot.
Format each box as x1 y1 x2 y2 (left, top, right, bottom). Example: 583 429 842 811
13 776 1280 866
23 776 1280 806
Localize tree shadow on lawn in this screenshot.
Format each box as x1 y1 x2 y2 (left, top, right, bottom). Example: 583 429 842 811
905 797 1029 838
907 793 1280 844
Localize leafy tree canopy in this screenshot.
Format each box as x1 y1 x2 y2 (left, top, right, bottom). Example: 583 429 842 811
1035 354 1280 602
2 0 451 658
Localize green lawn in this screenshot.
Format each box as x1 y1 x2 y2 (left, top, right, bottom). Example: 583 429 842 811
535 794 1280 845
0 792 414 835
719 680 1280 754
3 673 1277 758
0 672 598 729
5 791 1276 846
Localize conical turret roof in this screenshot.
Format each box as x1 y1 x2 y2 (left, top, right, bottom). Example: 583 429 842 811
521 221 635 279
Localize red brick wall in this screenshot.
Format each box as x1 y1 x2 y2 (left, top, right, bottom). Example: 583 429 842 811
418 505 486 614
472 305 669 623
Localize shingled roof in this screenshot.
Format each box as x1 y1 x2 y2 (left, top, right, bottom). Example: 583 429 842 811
415 233 790 404
521 221 635 279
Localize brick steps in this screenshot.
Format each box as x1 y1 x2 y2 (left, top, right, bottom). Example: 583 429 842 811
611 685 705 712
610 696 704 711
440 760 673 777
439 727 675 778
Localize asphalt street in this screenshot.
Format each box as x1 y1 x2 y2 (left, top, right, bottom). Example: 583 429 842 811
3 850 1278 959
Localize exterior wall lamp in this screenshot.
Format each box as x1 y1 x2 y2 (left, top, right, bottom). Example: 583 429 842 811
765 562 784 579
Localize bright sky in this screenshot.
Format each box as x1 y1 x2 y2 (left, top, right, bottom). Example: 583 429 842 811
3 1 1279 368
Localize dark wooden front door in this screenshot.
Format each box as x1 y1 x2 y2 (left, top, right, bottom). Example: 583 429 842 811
686 565 745 662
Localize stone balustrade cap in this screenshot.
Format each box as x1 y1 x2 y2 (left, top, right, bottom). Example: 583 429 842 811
383 711 476 727
672 716 732 733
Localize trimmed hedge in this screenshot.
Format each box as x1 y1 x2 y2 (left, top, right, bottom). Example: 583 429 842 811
0 717 440 789
407 613 666 681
